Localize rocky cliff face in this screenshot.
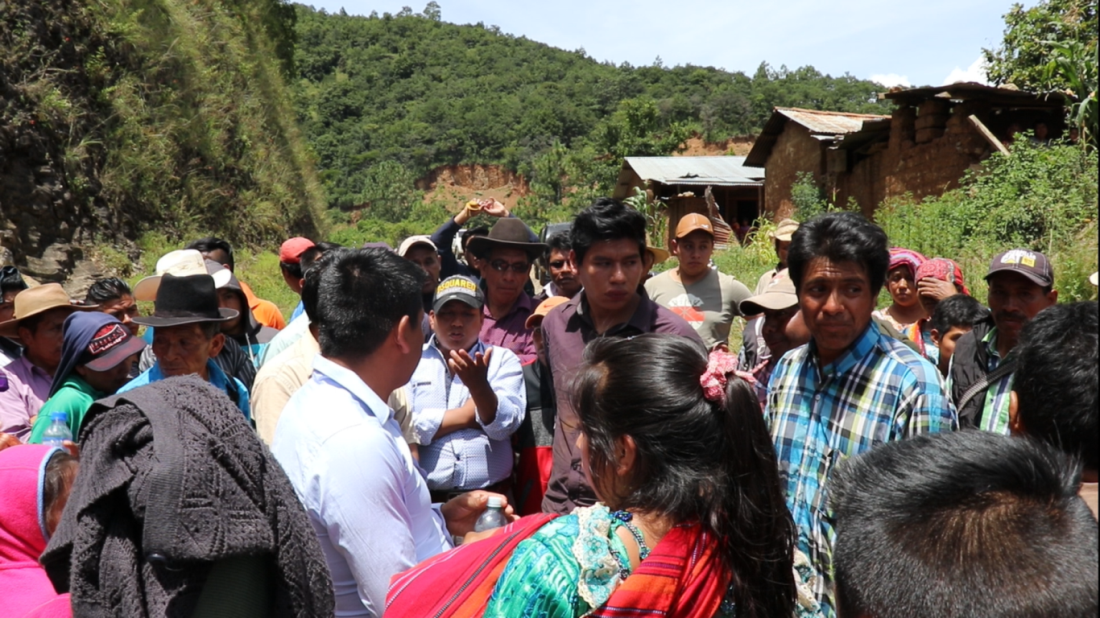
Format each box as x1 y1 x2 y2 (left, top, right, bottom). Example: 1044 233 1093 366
0 0 324 283
0 0 117 282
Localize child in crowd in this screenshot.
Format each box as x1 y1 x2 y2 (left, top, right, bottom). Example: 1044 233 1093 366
929 294 989 376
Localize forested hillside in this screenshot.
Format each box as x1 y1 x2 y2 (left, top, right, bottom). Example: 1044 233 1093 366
0 0 324 280
292 2 889 212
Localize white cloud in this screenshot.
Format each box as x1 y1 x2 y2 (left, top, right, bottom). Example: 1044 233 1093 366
870 73 911 88
943 57 989 85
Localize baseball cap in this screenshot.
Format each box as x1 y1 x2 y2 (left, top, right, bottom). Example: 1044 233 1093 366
398 235 438 257
525 295 570 329
771 219 800 242
674 213 714 239
279 237 315 264
985 249 1054 288
739 269 797 315
83 320 147 372
432 276 484 313
133 249 232 301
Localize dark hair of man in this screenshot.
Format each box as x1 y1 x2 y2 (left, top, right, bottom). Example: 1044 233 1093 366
461 226 490 252
314 248 425 361
930 293 990 335
543 231 572 263
786 212 889 296
0 265 28 296
830 430 1098 618
299 249 337 324
1014 301 1098 471
572 334 795 618
280 261 304 279
84 277 133 305
185 237 234 271
569 198 646 266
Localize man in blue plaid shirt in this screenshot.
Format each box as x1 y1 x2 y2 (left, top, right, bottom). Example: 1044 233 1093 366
764 212 956 617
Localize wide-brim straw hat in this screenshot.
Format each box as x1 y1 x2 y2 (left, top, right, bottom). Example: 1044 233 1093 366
131 273 238 328
465 218 547 261
133 249 233 301
0 283 98 337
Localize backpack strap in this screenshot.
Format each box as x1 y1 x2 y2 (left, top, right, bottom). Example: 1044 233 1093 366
956 358 1017 420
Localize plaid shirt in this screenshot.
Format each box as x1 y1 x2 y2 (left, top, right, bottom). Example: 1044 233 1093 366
765 323 956 617
978 327 1014 435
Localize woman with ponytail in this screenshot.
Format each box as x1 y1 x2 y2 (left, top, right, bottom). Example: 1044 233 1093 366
387 334 798 618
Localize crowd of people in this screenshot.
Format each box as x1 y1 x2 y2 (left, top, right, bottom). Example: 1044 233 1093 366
0 196 1096 618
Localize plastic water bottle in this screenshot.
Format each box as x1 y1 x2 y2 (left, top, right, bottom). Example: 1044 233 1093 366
41 412 72 446
473 496 508 532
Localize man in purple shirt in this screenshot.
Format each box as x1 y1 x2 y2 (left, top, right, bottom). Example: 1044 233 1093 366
0 284 97 440
465 217 547 365
540 198 703 514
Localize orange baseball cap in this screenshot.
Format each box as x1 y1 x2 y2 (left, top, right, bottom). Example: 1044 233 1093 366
525 295 569 329
674 213 714 239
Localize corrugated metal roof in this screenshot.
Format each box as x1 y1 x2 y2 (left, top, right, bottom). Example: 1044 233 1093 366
622 156 765 186
776 107 889 135
745 107 890 166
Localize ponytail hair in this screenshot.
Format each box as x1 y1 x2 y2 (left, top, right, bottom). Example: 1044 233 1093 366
572 334 795 618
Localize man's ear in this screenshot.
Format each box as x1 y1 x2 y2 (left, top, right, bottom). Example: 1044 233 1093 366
1047 289 1059 305
568 249 579 269
208 332 225 358
643 250 655 272
1008 391 1023 435
930 328 941 346
394 314 419 355
669 238 680 258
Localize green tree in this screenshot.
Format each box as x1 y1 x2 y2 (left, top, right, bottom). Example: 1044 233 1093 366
982 0 1098 91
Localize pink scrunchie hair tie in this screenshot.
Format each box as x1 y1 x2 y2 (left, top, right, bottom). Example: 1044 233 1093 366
700 349 739 405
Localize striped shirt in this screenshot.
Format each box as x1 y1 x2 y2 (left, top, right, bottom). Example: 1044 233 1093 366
765 323 956 617
408 338 526 491
977 327 1014 435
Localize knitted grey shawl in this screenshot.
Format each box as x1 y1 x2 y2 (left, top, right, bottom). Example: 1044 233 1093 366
40 375 334 617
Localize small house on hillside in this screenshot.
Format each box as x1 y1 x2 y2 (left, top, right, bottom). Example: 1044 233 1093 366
746 84 1070 217
744 108 890 217
612 156 765 244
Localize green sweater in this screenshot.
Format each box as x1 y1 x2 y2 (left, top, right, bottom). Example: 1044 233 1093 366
28 375 105 444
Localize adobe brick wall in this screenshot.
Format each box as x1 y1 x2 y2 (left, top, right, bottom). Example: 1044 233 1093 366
763 124 824 218
836 101 993 216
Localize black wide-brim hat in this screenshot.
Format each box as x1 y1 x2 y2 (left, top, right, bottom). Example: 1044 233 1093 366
132 273 238 328
465 218 547 261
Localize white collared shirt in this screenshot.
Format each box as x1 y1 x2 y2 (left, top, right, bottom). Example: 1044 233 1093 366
272 355 451 617
407 338 526 490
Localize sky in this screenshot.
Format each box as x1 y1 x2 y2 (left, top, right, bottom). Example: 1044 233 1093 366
300 0 1038 87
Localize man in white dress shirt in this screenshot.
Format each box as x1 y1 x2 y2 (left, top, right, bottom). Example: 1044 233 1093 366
272 248 513 617
409 276 525 503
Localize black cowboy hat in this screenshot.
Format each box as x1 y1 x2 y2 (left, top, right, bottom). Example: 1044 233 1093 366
131 273 238 328
465 218 547 261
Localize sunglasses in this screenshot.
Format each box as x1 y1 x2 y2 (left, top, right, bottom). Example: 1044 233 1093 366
488 260 530 274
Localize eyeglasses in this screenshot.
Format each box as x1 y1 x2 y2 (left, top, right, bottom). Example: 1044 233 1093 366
488 260 530 274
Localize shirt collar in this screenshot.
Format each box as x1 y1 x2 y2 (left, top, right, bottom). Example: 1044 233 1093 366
15 355 51 378
64 374 106 398
982 326 1001 359
573 287 654 335
150 358 225 386
483 292 535 320
810 321 880 379
311 355 393 425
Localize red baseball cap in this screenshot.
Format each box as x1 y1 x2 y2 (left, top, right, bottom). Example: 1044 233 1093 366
279 237 315 264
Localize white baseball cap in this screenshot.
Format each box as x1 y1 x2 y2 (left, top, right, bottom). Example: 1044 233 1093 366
398 235 438 257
